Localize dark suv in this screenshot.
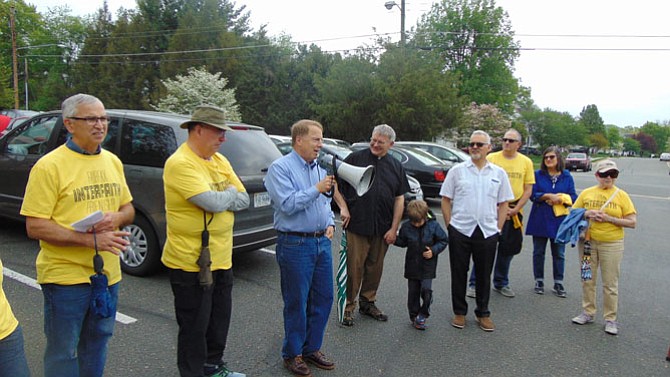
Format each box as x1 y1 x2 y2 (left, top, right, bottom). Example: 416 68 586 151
0 110 281 276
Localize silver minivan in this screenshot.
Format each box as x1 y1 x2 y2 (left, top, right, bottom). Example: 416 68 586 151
0 110 281 276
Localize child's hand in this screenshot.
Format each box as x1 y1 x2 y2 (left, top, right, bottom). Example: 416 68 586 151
423 246 433 259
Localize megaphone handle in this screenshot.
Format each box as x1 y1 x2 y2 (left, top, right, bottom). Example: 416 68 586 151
322 154 338 198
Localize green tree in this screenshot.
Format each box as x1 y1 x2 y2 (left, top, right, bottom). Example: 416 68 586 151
413 0 520 113
579 104 606 143
153 66 240 119
606 126 622 151
640 121 670 153
521 108 579 150
622 137 640 155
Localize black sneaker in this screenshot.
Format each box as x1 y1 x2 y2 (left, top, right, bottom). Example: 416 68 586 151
553 283 566 298
534 281 544 295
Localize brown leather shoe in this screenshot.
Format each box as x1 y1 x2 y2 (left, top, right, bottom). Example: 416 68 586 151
283 356 312 376
476 316 495 332
304 350 336 370
359 303 388 321
451 315 466 329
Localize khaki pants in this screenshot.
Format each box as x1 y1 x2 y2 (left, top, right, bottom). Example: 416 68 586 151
345 232 389 312
578 239 624 321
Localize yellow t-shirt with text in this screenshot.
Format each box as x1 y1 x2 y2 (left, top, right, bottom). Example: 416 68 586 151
20 145 133 285
487 151 535 206
161 143 246 271
573 185 636 242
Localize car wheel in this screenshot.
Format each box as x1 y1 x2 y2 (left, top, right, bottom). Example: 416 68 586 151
120 214 161 276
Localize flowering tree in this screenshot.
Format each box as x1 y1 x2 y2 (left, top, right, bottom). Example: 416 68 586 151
152 67 241 121
457 102 512 147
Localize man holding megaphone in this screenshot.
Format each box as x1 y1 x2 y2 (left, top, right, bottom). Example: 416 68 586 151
338 124 410 327
265 119 345 377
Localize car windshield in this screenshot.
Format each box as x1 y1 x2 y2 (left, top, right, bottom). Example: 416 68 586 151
567 153 586 159
398 147 445 165
321 145 352 160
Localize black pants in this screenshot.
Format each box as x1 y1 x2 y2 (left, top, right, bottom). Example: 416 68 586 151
448 226 498 318
407 279 433 319
169 268 233 377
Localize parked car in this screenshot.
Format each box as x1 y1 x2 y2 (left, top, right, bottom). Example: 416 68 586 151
275 142 423 207
659 152 670 161
0 109 39 119
565 152 592 171
0 116 31 137
323 138 351 148
351 143 449 198
269 134 291 144
0 110 281 276
395 141 468 165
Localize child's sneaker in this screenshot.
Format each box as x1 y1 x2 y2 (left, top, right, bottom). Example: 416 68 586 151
414 314 426 330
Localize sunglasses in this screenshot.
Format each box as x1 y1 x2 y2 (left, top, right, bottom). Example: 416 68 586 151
544 155 556 160
597 170 619 179
502 138 519 143
469 142 488 148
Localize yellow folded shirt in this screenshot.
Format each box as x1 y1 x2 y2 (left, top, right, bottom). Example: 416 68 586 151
552 194 572 216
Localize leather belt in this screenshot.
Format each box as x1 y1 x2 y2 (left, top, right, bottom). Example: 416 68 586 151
279 230 326 238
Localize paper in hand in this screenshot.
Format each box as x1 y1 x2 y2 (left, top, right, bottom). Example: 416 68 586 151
71 210 104 232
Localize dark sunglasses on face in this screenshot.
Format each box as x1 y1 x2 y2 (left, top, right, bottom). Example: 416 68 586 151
502 138 519 143
597 170 619 179
544 155 556 160
469 142 487 148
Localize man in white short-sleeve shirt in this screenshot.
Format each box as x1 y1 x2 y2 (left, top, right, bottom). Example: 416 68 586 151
440 130 513 332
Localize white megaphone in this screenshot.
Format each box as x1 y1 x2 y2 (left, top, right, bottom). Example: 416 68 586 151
318 153 375 196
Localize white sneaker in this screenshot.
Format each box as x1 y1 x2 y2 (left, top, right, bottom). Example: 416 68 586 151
605 320 619 335
466 286 476 298
572 312 594 325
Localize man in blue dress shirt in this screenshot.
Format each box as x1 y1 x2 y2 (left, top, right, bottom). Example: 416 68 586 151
265 119 338 377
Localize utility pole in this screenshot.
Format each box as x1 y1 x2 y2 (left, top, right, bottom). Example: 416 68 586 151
10 6 19 109
400 0 406 46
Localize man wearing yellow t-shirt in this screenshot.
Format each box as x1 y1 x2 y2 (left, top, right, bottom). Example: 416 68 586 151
0 259 29 376
21 93 134 377
162 105 249 377
468 129 535 299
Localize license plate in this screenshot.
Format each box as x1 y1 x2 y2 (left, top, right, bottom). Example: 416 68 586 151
254 192 271 208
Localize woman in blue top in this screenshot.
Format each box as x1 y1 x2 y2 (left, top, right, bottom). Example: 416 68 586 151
526 147 577 297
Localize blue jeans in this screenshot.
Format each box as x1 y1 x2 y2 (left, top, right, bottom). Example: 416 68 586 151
469 254 515 289
0 325 30 377
276 233 333 359
532 236 565 283
42 283 118 377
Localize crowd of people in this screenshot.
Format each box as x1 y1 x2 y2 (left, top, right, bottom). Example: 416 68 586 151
0 94 642 376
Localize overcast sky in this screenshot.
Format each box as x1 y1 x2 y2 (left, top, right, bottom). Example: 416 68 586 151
34 0 670 128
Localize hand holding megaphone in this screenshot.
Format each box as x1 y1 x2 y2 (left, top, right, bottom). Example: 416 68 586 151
316 175 335 194
318 153 375 197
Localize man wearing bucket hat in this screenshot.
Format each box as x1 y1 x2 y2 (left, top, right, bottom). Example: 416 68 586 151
570 159 636 336
162 105 249 377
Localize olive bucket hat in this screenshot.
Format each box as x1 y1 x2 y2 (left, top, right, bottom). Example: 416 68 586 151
179 104 232 131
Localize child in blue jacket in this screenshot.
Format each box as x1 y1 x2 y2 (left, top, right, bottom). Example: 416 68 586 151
394 200 448 330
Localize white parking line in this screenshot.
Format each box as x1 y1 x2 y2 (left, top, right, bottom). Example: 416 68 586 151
3 267 138 325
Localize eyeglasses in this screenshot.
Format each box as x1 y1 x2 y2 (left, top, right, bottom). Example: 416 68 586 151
69 116 110 126
597 170 619 179
502 138 519 143
544 155 557 160
468 142 488 148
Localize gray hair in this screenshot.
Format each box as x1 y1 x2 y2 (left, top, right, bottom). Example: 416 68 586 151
61 94 103 118
471 130 491 144
372 124 396 142
505 128 523 143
